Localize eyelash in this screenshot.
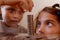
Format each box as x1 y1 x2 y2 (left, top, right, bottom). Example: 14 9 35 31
37 21 41 25
9 8 15 13
9 9 23 14
46 22 54 28
10 10 14 13
36 21 41 28
37 22 54 28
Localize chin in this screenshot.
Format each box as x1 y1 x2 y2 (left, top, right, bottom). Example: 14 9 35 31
46 34 58 39
10 23 18 26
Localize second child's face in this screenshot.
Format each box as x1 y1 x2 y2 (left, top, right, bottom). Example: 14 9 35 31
36 11 60 39
5 6 24 26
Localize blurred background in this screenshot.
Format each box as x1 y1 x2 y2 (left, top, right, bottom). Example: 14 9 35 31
0 0 60 29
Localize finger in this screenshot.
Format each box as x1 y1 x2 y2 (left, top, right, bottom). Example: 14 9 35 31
0 0 34 12
0 0 20 5
18 0 34 12
18 0 29 12
27 0 34 12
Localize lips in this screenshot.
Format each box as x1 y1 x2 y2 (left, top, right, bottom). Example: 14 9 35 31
10 20 19 23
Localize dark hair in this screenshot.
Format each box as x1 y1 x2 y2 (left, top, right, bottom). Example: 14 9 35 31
52 4 59 8
37 7 60 22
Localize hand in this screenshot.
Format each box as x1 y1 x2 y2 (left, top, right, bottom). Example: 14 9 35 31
18 0 34 12
0 0 34 12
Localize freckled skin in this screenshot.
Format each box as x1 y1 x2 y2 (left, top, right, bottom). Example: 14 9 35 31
36 11 60 39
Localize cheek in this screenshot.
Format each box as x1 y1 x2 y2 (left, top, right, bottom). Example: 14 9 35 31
18 15 23 20
5 13 12 21
45 26 59 34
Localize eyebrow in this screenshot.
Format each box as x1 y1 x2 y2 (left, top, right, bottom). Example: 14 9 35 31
6 7 25 13
6 7 15 11
37 19 56 24
45 20 56 23
45 20 57 25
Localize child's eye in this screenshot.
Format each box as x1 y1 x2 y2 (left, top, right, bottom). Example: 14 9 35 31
47 22 53 28
6 8 16 13
37 21 41 25
37 21 41 28
9 8 15 13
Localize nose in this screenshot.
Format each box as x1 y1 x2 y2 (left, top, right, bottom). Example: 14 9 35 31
13 12 19 19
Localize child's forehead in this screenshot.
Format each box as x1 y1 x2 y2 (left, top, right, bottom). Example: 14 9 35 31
2 5 26 12
1 5 25 13
2 6 21 12
6 6 18 10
